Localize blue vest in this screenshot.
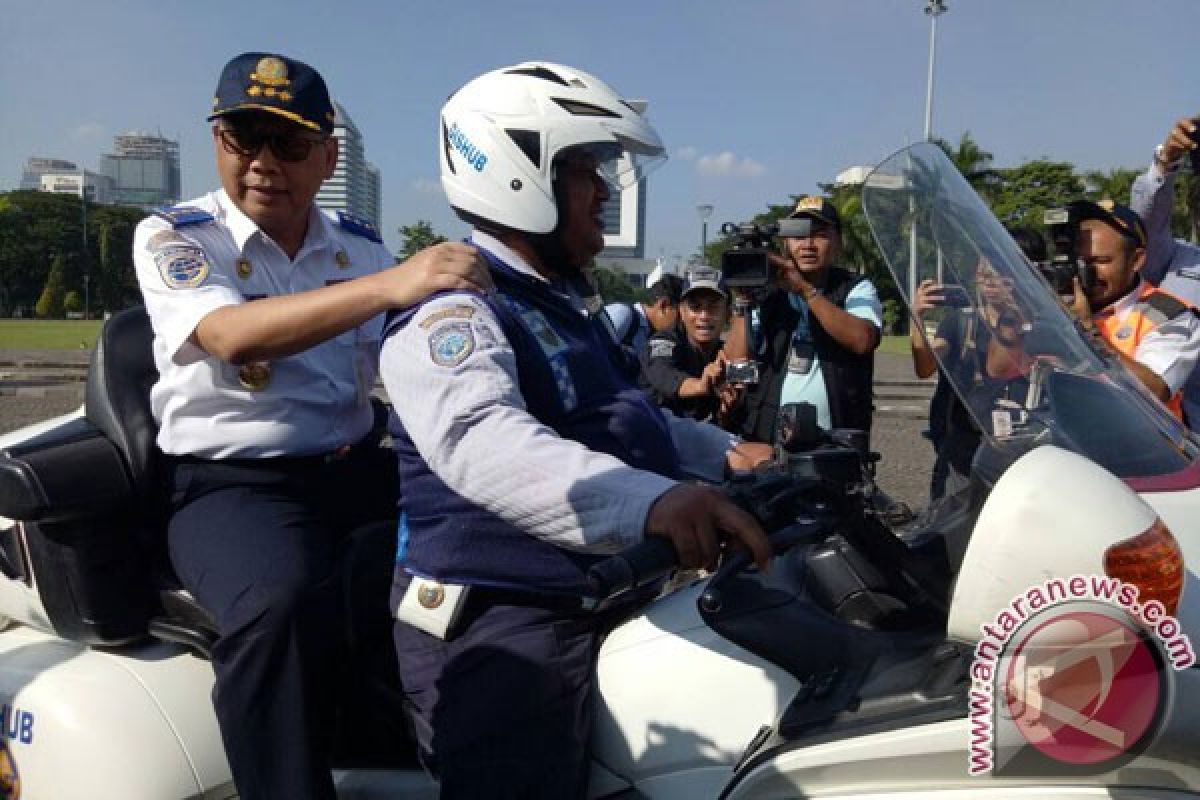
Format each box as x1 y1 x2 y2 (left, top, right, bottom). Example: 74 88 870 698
387 250 682 595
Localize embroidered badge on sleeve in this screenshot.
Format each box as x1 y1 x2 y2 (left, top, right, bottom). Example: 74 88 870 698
428 321 476 367
154 244 212 289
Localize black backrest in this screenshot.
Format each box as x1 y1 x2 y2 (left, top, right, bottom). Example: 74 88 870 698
84 307 160 500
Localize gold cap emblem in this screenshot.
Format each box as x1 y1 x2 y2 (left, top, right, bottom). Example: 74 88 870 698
335 250 351 269
237 362 272 391
1099 198 1116 212
252 56 290 87
417 583 445 609
236 258 253 279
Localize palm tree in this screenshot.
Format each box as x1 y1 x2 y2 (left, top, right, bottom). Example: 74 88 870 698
1082 168 1138 205
936 132 1000 200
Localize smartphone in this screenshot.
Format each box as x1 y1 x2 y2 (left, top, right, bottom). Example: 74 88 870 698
937 284 972 308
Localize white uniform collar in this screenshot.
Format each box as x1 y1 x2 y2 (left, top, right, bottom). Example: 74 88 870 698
1095 276 1144 322
470 230 547 283
217 189 332 259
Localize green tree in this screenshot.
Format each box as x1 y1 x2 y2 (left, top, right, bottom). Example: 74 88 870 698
990 160 1085 231
936 131 1000 200
0 191 146 316
1083 167 1138 206
590 265 640 304
398 220 448 259
63 290 83 314
35 253 67 318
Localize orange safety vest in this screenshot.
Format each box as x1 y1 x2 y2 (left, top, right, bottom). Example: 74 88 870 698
1095 283 1195 419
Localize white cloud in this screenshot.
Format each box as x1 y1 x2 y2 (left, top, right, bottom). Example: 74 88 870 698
696 151 765 178
675 145 698 161
411 177 442 195
71 122 104 141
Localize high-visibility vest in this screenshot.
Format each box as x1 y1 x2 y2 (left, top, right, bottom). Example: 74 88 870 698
1095 283 1195 419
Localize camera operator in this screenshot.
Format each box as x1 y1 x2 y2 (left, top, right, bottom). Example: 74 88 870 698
1065 200 1200 419
1130 115 1200 428
725 196 882 443
641 268 742 427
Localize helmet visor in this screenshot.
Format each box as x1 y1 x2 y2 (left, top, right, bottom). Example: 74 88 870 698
565 137 667 191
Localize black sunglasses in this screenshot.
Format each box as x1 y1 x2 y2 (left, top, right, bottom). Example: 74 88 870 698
217 126 328 163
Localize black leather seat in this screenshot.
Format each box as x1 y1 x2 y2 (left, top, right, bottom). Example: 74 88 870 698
84 307 218 654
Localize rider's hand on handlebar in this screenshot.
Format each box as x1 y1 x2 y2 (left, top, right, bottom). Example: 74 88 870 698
645 485 771 573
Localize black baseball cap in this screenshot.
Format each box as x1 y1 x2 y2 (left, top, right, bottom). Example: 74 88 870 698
208 52 336 134
788 195 841 232
1068 199 1147 249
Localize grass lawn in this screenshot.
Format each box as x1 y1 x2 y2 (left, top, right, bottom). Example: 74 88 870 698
878 335 912 356
0 319 105 350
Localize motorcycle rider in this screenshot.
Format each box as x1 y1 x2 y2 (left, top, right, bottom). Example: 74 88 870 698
377 62 772 798
1130 114 1200 427
131 52 490 800
724 196 882 443
1063 199 1200 419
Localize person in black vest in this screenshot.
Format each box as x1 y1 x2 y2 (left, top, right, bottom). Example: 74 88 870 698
377 62 773 799
642 267 743 427
725 196 882 444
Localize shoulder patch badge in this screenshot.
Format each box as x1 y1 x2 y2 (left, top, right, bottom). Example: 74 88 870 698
154 244 211 289
648 339 676 359
336 211 383 243
152 205 215 228
420 305 477 329
428 321 475 367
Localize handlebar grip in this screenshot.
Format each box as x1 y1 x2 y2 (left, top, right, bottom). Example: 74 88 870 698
585 536 680 604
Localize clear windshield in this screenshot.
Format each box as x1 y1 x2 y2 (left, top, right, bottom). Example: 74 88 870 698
861 142 1198 480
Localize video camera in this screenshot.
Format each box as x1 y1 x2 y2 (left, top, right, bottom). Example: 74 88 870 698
719 218 812 289
1037 207 1096 295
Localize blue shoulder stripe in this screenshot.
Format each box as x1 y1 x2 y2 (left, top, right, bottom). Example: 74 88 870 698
337 210 383 243
152 205 215 228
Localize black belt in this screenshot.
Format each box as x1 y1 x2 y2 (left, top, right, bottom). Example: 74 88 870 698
171 443 359 472
468 585 590 614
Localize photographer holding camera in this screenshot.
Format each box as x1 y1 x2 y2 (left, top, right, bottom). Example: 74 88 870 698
1130 115 1200 428
1061 200 1200 419
724 196 882 443
641 268 742 427
911 233 1039 501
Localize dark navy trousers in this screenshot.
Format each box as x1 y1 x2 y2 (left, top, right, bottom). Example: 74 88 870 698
166 447 396 800
392 573 605 800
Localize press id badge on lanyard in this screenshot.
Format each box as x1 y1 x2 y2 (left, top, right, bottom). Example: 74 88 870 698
788 338 815 375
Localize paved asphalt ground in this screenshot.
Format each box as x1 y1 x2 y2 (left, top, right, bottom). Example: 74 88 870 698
0 349 937 511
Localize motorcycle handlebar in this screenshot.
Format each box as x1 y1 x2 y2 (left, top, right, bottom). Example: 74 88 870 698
583 536 680 609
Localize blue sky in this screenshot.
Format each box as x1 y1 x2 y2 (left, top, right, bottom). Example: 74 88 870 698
3 0 1195 264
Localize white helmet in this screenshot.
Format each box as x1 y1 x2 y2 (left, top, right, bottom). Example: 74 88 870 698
440 62 667 234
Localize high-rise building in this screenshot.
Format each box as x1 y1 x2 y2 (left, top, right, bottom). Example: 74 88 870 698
596 103 655 287
20 158 80 191
39 170 115 204
99 133 181 209
316 104 381 230
365 163 382 232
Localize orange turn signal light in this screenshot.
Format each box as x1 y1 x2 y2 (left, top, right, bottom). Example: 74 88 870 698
1103 518 1185 616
